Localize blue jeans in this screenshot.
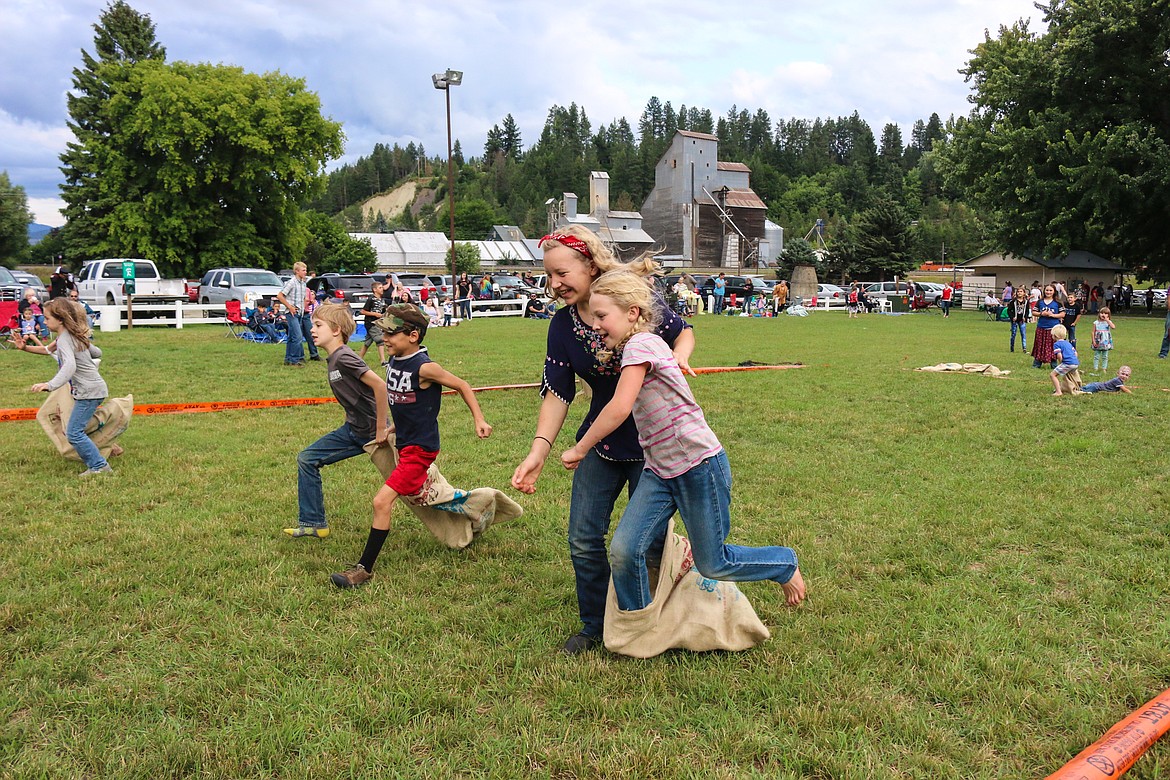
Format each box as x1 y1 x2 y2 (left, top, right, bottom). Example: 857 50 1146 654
610 451 798 612
284 312 319 363
297 423 370 527
67 397 108 471
1160 313 1170 357
1011 321 1027 350
458 298 472 320
568 450 650 638
713 294 724 314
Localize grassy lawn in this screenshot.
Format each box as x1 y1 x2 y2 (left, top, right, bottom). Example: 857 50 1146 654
2 309 1168 779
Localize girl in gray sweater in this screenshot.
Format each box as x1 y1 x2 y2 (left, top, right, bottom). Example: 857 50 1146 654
13 298 112 475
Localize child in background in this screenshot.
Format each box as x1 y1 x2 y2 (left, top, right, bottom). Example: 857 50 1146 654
331 304 492 588
20 308 37 337
442 297 453 327
1090 306 1115 373
560 269 805 613
285 305 389 539
358 281 388 365
1080 365 1132 394
1050 324 1079 396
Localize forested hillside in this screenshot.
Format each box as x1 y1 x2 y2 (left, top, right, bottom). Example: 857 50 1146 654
311 98 990 281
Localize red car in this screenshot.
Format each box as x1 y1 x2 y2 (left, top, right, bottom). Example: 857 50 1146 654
186 279 200 302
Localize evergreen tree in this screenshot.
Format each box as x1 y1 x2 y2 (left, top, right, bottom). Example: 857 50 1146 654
60 0 166 259
452 139 465 167
500 113 523 159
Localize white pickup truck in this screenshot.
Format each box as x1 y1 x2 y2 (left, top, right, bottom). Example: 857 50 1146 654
76 259 188 306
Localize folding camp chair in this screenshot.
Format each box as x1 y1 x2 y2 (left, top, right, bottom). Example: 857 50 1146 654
909 294 936 313
224 300 251 339
0 301 20 349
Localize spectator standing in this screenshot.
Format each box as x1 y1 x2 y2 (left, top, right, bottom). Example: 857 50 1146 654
358 280 388 365
276 261 321 367
1007 288 1031 352
455 273 474 320
773 280 788 315
1146 284 1156 315
713 273 727 314
1002 281 1014 304
1092 307 1117 371
1064 294 1082 347
49 266 75 300
940 282 954 317
1032 284 1064 368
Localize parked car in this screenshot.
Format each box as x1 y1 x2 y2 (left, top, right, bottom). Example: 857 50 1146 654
0 266 25 301
198 267 285 311
1130 288 1166 308
11 271 48 300
319 273 376 308
427 274 454 298
185 279 200 303
862 281 915 301
746 276 776 297
77 258 188 306
816 283 847 301
491 275 542 300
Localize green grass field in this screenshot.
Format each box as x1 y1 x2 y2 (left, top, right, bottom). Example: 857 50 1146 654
2 309 1168 779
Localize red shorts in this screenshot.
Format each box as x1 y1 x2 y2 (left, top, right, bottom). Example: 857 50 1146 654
386 445 439 496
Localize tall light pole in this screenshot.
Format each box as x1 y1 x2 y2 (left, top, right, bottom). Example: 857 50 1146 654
432 69 462 280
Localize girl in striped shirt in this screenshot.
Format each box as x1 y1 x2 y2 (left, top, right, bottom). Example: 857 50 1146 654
560 270 806 614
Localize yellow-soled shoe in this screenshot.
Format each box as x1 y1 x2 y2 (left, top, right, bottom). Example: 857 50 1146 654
283 525 329 539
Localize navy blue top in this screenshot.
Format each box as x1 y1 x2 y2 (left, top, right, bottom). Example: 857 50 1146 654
1036 298 1063 330
542 298 690 461
386 347 441 452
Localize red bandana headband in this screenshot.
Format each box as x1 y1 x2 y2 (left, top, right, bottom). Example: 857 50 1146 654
540 233 592 260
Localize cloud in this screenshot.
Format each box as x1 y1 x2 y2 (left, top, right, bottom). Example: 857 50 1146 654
0 0 1045 213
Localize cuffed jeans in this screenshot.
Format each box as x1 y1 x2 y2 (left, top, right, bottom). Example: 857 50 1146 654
297 423 369 527
568 450 651 638
610 450 798 612
67 397 108 471
284 312 319 364
1011 321 1027 351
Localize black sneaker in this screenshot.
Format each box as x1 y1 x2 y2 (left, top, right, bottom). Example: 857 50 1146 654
309 354 322 361
562 632 603 655
330 564 372 589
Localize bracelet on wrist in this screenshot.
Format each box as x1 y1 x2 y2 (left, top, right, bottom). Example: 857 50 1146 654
534 435 553 449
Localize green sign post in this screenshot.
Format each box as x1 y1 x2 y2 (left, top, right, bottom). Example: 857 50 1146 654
122 260 136 329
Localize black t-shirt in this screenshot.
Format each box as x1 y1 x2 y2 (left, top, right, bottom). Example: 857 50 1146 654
326 345 377 441
524 298 545 317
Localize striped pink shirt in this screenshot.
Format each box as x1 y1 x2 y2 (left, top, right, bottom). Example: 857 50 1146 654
621 331 722 478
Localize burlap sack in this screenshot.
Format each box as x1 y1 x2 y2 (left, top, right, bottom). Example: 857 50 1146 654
1059 367 1083 394
36 386 133 461
604 518 771 658
364 436 522 549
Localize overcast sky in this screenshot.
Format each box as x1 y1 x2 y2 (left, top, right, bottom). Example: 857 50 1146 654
1 0 1044 227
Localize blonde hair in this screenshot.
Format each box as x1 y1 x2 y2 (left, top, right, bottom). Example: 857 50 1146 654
44 297 92 350
1098 306 1111 316
311 303 356 342
1051 324 1069 340
590 269 661 362
293 261 307 273
540 225 662 302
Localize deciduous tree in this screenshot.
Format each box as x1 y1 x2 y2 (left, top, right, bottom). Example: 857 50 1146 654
0 172 32 262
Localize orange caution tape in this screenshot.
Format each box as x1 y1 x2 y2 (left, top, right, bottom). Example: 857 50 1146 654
1046 687 1170 779
0 366 801 423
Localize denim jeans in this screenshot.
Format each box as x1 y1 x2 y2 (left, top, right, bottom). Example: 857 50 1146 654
568 450 649 638
1011 321 1027 351
458 298 472 320
1160 313 1170 357
713 294 724 315
67 397 108 471
297 423 370 527
610 451 798 612
284 312 319 363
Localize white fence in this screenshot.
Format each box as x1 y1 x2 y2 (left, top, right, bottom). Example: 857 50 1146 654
94 298 529 332
96 302 224 331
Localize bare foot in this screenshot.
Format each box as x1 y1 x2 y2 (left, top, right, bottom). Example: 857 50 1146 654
1052 391 1063 396
781 567 806 607
110 444 124 457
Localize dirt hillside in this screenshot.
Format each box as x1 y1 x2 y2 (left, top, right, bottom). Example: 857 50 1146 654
360 180 418 220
